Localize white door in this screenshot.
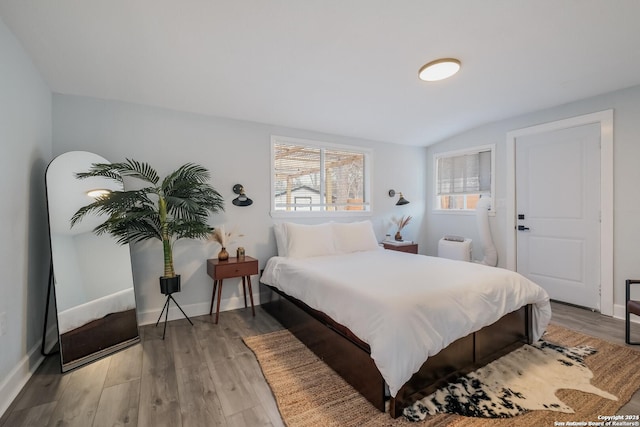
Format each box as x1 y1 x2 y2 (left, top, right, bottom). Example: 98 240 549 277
515 123 601 310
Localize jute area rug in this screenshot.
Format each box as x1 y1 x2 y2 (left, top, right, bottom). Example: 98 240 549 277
243 323 640 427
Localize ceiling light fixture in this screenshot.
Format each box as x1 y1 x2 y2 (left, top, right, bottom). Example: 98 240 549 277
418 58 461 82
86 189 111 199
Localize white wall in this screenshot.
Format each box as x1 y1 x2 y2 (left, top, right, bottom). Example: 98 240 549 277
49 234 85 311
0 17 52 417
52 94 426 324
423 84 640 315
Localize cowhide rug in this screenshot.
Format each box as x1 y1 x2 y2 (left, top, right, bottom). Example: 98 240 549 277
403 340 617 421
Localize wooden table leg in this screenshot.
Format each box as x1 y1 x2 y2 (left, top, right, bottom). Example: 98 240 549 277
246 276 255 317
215 279 224 324
242 276 248 308
209 280 218 315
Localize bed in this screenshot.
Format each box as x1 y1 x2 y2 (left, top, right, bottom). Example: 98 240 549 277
58 288 139 365
57 287 136 335
259 221 552 418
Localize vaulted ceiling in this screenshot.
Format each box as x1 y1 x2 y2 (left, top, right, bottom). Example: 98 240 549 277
2 1 640 146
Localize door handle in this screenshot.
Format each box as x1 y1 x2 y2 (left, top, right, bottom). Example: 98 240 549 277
517 225 530 231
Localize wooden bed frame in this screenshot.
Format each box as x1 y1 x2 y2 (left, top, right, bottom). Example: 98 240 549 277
60 308 139 370
259 281 533 418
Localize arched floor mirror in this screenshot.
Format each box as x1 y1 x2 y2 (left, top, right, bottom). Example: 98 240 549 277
46 151 140 372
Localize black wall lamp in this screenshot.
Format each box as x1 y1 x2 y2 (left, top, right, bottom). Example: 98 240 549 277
232 184 253 206
388 189 409 206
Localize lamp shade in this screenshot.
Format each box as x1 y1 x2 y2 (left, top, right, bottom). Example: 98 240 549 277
232 184 253 206
396 192 410 206
388 189 410 206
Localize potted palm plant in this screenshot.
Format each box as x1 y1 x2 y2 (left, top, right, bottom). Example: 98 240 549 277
70 159 224 294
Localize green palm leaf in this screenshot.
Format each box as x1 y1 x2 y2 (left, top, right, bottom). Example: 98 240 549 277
72 160 224 278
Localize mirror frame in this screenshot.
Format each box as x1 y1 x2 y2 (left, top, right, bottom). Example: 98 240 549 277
45 151 140 372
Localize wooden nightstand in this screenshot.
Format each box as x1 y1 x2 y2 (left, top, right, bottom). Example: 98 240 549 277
206 256 258 324
382 242 418 254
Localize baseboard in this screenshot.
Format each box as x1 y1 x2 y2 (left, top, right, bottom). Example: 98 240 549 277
0 324 57 419
43 323 59 354
138 291 260 326
613 303 640 324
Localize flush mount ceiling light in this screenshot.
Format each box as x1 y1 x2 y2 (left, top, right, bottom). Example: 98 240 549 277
86 189 111 199
418 58 461 82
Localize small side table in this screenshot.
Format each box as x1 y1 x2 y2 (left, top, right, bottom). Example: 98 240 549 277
383 243 418 254
206 256 258 324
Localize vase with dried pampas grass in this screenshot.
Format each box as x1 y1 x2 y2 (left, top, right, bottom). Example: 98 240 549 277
210 226 243 261
392 215 412 241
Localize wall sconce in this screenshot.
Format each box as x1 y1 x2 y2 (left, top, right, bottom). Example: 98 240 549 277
232 184 253 206
388 189 409 206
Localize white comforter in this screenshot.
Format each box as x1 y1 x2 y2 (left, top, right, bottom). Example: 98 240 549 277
261 249 551 398
58 288 136 334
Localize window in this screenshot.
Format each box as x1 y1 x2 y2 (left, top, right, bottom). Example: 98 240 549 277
294 196 312 211
271 136 371 215
434 145 494 212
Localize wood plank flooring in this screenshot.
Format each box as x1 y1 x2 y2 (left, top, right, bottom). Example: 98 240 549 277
2 302 640 426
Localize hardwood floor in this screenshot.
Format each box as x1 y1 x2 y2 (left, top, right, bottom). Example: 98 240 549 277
2 302 640 426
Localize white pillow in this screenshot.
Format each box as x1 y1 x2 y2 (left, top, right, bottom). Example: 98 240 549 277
332 221 380 253
273 223 288 257
285 222 336 258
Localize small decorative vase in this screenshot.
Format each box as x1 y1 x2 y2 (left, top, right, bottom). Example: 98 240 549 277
218 247 229 261
395 231 403 241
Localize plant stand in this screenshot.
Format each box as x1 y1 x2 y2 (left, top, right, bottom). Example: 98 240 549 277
155 292 193 340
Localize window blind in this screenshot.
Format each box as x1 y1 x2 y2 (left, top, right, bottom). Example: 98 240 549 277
437 150 491 196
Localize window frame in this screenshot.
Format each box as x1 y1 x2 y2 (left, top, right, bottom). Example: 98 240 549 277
270 135 373 218
433 144 495 215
